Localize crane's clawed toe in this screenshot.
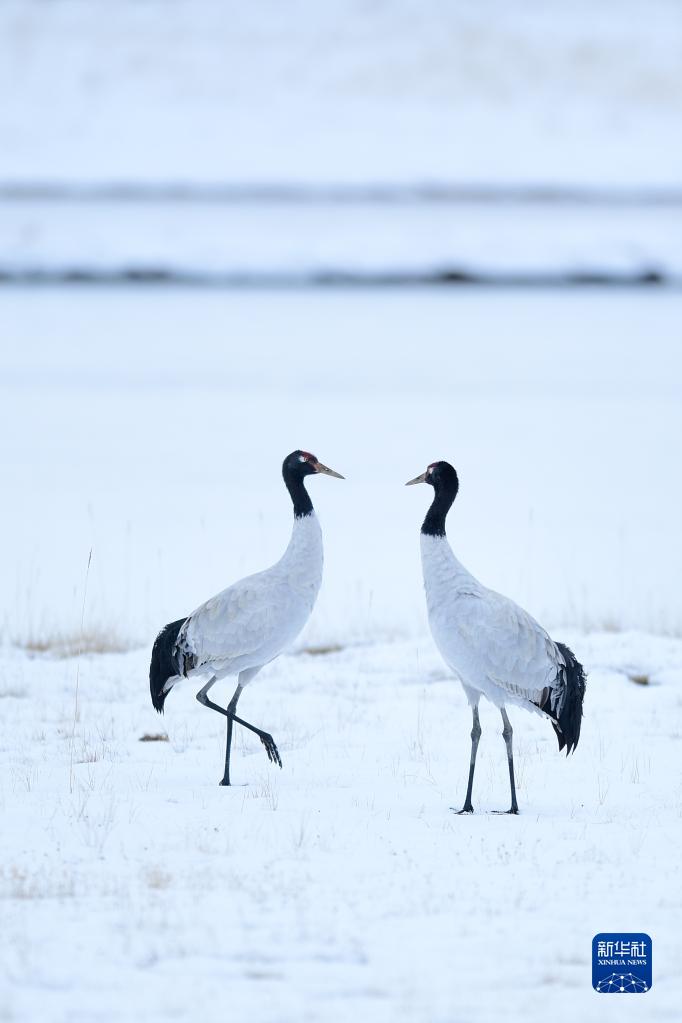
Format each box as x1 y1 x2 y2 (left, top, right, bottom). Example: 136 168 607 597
258 732 283 768
492 808 520 815
451 805 474 815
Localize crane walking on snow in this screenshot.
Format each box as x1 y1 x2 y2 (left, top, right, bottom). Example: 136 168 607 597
406 461 586 814
150 450 344 785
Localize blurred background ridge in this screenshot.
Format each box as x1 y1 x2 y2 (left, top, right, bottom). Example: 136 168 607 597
2 0 681 285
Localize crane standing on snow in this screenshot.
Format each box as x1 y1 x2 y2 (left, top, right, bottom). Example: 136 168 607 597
406 461 586 814
150 450 344 785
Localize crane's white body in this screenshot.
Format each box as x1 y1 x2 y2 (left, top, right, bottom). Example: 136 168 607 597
168 513 323 691
420 533 566 718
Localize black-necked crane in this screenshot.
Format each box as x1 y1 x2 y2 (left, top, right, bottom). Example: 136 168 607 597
406 461 586 814
150 450 344 785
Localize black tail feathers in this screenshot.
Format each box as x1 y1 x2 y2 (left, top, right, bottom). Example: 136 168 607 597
149 618 186 713
547 642 586 755
536 642 586 755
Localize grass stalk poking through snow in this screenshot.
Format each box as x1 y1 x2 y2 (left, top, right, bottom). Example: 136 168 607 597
69 549 92 794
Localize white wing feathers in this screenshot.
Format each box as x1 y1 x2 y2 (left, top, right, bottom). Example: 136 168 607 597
176 570 279 671
436 587 562 707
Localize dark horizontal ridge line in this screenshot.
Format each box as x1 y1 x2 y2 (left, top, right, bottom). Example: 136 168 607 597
2 181 682 207
0 265 674 289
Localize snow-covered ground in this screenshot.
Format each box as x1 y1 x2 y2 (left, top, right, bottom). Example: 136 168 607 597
2 0 681 187
2 628 681 1021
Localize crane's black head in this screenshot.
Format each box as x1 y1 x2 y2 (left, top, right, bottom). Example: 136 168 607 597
282 450 344 518
405 461 459 536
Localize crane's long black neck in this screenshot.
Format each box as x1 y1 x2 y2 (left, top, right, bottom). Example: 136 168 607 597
422 485 456 537
285 474 314 519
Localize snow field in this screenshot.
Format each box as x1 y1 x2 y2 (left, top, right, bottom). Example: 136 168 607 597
1 629 680 1022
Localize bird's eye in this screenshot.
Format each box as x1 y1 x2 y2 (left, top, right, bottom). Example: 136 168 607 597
299 454 307 462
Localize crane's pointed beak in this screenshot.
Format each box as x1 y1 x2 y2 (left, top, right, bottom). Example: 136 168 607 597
405 471 428 486
314 461 345 479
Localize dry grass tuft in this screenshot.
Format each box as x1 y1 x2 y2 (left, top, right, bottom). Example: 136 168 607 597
300 643 344 656
16 627 135 659
1 865 75 900
145 868 173 890
628 673 650 686
139 733 169 743
74 746 100 764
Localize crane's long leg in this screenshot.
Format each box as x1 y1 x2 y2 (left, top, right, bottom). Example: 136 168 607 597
452 703 481 814
218 683 243 786
195 677 281 783
494 707 519 814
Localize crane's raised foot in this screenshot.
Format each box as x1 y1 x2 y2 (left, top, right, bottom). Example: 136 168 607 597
257 731 282 768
